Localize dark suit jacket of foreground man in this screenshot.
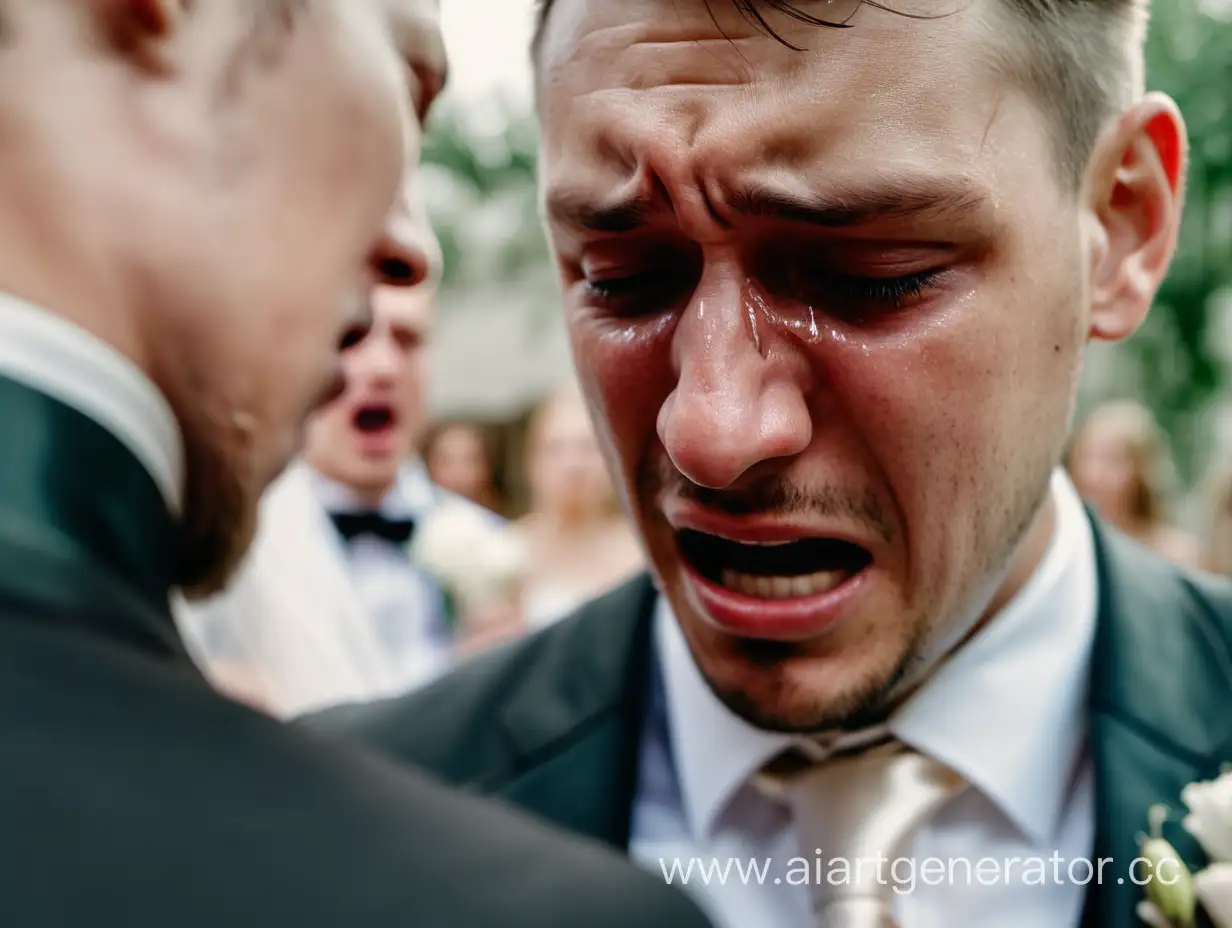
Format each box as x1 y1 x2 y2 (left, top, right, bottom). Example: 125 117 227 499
0 374 714 928
309 504 1232 928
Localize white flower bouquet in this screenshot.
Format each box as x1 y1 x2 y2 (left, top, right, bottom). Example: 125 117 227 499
1137 768 1232 928
409 500 528 628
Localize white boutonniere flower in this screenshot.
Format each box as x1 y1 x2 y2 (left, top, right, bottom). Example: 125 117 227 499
408 500 527 625
1137 768 1232 928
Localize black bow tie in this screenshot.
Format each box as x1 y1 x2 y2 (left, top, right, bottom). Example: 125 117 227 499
329 511 416 545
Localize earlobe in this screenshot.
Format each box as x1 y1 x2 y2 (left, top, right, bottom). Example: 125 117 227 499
1087 93 1188 343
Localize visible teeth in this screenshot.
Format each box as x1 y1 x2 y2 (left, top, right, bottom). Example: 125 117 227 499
710 535 796 547
720 568 849 599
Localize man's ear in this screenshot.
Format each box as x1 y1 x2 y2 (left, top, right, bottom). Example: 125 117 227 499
1085 92 1187 344
91 0 184 69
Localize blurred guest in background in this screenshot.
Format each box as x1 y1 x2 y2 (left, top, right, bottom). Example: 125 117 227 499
423 419 506 515
515 382 644 629
1067 400 1199 565
1198 462 1232 576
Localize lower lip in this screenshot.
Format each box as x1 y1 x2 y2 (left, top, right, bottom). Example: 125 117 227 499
354 426 400 456
680 561 872 641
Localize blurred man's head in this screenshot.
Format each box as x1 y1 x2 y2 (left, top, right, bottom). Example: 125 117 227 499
532 0 1185 731
0 0 446 596
304 174 442 506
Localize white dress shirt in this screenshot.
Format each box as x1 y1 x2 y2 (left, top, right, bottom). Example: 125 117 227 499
0 293 183 513
310 459 453 693
629 468 1098 928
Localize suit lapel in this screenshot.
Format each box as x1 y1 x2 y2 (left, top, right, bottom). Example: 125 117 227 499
494 575 659 848
1081 518 1232 928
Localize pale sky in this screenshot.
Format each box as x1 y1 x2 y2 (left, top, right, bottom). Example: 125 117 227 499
439 0 537 105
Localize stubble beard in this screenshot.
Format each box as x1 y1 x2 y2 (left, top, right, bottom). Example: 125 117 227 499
173 407 263 600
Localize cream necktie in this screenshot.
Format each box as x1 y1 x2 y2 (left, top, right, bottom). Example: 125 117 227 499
757 739 966 927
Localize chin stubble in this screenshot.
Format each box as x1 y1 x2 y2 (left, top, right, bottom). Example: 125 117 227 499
173 408 262 600
698 461 1057 735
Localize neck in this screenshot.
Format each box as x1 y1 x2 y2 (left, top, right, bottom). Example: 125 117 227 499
0 132 148 380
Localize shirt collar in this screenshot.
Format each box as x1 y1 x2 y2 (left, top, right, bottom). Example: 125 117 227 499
892 468 1096 846
656 468 1097 847
0 293 184 515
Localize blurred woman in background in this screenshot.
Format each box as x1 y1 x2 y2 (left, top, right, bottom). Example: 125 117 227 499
515 381 644 630
423 419 505 516
1197 463 1232 576
1067 400 1199 566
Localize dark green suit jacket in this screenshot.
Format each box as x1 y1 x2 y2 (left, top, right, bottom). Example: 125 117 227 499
0 373 714 928
308 496 1232 928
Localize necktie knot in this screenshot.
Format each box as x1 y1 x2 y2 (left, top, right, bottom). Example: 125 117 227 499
756 739 966 927
330 511 416 545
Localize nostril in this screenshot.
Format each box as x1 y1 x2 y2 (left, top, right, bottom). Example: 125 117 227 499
338 323 370 352
377 256 421 287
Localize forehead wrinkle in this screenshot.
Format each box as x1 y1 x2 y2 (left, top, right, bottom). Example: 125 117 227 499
547 20 793 97
541 1 1051 243
616 38 757 89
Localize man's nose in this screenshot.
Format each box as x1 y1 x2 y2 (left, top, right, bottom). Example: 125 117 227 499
368 225 433 292
371 173 443 290
658 283 813 490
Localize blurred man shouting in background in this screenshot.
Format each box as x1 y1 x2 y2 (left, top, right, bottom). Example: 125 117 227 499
0 1 715 926
312 0 1232 926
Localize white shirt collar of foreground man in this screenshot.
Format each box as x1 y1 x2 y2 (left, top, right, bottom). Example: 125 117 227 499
0 292 184 515
655 466 1098 848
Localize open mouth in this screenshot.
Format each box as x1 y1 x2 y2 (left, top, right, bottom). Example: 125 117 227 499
677 529 872 600
353 403 397 434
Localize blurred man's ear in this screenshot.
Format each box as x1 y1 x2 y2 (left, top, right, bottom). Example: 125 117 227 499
1085 92 1187 344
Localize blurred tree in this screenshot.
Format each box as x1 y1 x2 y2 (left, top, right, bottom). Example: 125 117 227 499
420 97 546 290
1119 0 1232 479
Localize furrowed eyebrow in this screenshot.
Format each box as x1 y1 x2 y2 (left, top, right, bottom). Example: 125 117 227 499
545 190 665 234
723 180 989 228
545 176 990 234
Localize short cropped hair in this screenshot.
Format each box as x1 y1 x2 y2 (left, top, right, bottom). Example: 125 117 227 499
529 0 1148 188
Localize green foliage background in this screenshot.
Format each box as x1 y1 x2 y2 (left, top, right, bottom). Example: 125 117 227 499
1129 0 1232 481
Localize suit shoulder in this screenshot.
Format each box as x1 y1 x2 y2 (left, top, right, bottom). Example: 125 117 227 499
2 642 707 926
301 575 654 781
